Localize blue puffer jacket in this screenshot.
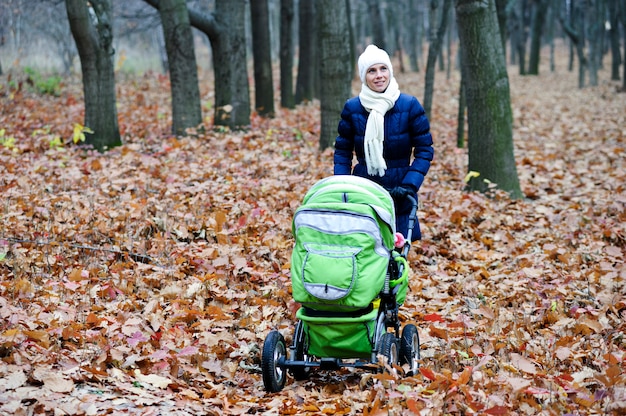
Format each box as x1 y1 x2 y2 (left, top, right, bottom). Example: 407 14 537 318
333 93 434 240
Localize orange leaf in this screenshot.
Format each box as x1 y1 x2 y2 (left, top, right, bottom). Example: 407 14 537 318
419 367 437 381
484 405 509 415
423 313 445 322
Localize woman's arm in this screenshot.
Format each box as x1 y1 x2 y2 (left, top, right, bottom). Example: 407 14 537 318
334 103 357 175
402 97 434 190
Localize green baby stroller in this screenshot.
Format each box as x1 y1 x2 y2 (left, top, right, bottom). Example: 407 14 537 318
261 175 420 392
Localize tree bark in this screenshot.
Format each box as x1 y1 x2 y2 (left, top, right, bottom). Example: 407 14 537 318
318 0 352 150
366 0 385 50
295 0 317 104
250 0 275 117
455 0 523 198
527 0 549 75
143 0 250 129
65 0 121 151
560 12 587 88
279 0 295 109
608 0 621 81
423 0 452 119
158 0 202 135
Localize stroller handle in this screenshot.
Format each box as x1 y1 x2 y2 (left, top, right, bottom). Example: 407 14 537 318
402 194 418 254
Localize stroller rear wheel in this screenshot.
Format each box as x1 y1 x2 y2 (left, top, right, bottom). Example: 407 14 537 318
379 332 400 368
400 324 420 376
261 330 287 392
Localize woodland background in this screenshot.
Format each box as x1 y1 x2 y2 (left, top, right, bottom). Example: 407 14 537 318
1 0 626 415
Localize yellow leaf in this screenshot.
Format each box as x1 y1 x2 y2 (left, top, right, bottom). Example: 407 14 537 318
463 170 480 183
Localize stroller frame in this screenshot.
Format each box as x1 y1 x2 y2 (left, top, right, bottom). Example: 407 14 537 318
262 178 421 392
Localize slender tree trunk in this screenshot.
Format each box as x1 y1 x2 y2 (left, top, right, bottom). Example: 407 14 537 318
560 13 587 88
608 0 621 81
456 0 523 198
295 0 317 103
158 0 202 135
457 56 466 148
250 0 275 117
280 0 295 108
407 0 419 72
527 0 548 75
318 0 352 150
587 0 601 87
423 0 452 119
622 0 626 91
494 0 507 56
65 0 121 151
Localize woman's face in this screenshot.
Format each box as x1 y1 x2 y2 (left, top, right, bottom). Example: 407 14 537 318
365 63 390 92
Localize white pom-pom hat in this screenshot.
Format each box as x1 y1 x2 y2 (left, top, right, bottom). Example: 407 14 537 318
357 44 393 84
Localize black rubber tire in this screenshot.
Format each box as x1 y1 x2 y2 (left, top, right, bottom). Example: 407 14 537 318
291 321 311 381
261 330 287 392
379 332 400 368
400 324 420 376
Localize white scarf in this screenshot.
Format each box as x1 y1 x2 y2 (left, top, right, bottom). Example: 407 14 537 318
359 77 400 176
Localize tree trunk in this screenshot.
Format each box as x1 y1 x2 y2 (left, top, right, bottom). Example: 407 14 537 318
516 0 529 75
457 59 466 148
212 0 250 127
250 0 275 117
622 0 626 91
527 0 548 75
423 0 452 119
295 0 317 103
144 0 250 129
560 12 587 88
455 0 523 199
608 0 621 81
366 0 385 50
279 0 295 109
587 0 602 87
494 0 507 56
318 0 352 151
158 0 202 135
65 0 121 151
407 0 419 72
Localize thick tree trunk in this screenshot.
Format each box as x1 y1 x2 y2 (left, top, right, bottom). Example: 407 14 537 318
65 0 121 151
366 0 385 50
212 0 250 128
158 0 202 135
250 0 274 117
318 0 352 151
455 0 523 198
279 0 295 109
144 0 250 129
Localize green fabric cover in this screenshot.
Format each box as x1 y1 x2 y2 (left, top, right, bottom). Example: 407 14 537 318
296 307 378 359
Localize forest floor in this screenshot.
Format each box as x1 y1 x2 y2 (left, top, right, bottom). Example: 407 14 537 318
0 55 625 415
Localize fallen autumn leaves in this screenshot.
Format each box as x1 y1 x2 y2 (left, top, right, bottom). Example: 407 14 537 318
0 60 624 415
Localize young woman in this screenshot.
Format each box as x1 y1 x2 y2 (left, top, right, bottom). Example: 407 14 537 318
334 44 434 240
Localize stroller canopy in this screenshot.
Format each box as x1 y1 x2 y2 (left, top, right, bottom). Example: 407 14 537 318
291 176 397 311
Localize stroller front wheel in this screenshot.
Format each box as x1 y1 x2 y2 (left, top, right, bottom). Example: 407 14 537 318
400 324 420 376
379 332 400 369
261 330 287 392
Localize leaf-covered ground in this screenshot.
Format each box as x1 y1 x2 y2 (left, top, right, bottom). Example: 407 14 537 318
0 54 625 415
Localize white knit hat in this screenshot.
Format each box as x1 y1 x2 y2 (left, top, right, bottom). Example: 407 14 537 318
357 44 393 83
